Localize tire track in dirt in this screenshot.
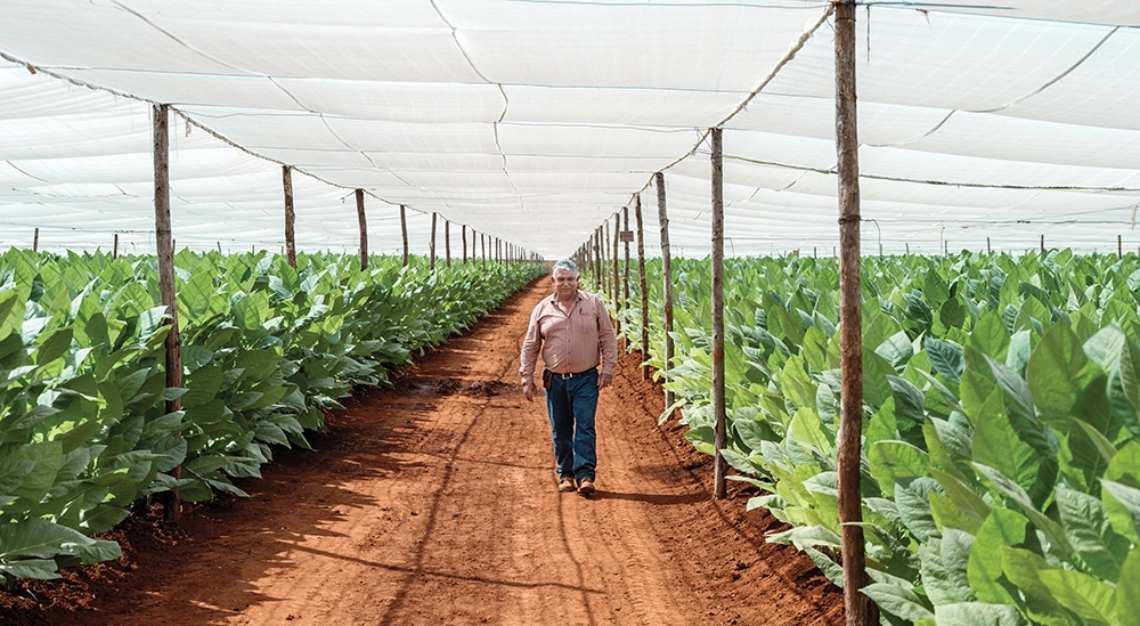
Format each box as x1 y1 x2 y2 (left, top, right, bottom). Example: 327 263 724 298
26 279 842 626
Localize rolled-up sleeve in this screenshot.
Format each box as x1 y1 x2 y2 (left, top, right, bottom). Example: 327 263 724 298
595 297 618 376
519 303 543 382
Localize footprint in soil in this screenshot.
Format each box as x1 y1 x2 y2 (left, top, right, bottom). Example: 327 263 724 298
402 378 511 397
461 380 512 397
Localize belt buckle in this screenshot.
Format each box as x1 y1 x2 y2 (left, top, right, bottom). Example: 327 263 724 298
560 372 573 380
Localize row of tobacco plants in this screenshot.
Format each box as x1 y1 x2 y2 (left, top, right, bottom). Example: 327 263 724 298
0 248 541 581
604 250 1139 626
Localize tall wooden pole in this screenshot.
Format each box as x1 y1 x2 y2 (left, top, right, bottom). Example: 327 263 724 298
355 189 368 271
153 104 183 522
283 165 297 268
399 205 409 267
481 233 487 268
622 205 631 316
602 223 609 296
113 233 119 259
635 194 650 381
986 237 991 254
597 228 606 289
611 215 620 318
444 220 451 267
32 228 39 252
462 224 468 262
835 2 875 624
430 212 438 270
602 227 609 296
1040 233 1045 253
1119 234 1123 259
710 127 728 501
656 172 675 413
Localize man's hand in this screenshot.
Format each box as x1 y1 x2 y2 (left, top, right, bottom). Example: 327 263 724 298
522 380 536 401
598 372 613 389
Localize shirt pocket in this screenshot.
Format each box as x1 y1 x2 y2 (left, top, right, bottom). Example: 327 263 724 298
572 302 597 336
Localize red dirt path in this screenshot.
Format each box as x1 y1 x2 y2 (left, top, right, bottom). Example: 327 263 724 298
4 279 843 625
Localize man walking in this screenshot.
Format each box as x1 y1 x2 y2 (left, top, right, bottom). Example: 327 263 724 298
520 259 617 496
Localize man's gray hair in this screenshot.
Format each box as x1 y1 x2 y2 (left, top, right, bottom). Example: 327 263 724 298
551 258 579 276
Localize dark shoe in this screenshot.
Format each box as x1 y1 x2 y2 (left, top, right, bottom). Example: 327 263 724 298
558 477 576 493
576 478 596 496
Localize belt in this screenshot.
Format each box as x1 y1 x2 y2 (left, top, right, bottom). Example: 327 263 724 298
545 367 597 380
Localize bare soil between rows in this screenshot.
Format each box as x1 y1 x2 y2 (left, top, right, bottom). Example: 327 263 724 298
2 279 843 626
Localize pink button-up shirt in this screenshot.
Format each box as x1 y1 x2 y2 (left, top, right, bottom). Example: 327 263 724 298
519 290 618 382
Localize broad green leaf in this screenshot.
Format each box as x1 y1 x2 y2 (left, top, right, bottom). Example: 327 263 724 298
896 476 940 543
1028 322 1091 417
968 507 1027 605
1116 548 1140 626
933 602 1025 626
862 582 934 622
920 528 975 606
1102 479 1140 541
972 410 1038 499
1055 485 1125 580
870 440 928 498
1038 569 1116 625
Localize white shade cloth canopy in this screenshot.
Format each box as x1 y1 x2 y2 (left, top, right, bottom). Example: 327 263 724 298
2 1 1140 257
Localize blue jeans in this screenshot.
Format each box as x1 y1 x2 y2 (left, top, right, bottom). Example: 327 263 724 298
545 369 599 481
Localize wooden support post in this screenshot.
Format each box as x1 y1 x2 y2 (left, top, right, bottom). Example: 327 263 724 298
113 233 119 259
710 127 728 501
602 222 609 297
905 242 910 255
834 3 875 624
283 165 297 268
814 246 818 258
462 224 468 262
1040 233 1045 253
612 215 620 312
481 233 487 268
1119 234 1123 259
400 205 409 267
623 205 631 316
32 227 39 252
355 189 368 271
656 172 675 413
597 229 606 288
445 220 451 266
216 241 222 254
635 194 650 381
430 212 437 271
986 237 991 254
153 104 184 522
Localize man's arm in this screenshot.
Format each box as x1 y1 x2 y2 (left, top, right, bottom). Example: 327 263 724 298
519 304 543 399
596 296 618 387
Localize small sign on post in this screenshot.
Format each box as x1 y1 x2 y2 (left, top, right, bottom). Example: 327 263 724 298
620 230 634 243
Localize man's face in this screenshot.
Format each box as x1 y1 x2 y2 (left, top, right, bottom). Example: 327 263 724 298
552 270 578 297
